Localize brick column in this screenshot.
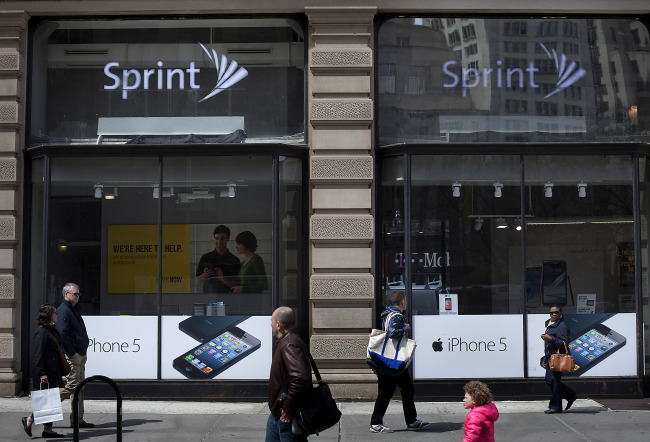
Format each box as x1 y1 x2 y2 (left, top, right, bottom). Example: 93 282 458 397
0 10 28 396
305 6 376 399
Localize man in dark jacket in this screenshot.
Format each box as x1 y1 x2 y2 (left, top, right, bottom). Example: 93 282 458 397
541 305 577 414
266 307 311 441
55 282 94 428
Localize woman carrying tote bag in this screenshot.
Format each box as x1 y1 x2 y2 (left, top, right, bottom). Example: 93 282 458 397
21 304 66 438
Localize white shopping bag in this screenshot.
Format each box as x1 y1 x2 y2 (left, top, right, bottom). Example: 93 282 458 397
31 383 63 425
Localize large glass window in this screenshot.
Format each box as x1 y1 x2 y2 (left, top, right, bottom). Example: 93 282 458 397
29 18 305 145
378 18 650 144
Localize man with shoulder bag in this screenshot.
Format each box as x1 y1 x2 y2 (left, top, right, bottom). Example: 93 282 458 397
266 307 311 441
55 283 95 429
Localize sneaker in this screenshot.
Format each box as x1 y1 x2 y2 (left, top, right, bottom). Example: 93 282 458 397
407 419 429 431
370 424 393 433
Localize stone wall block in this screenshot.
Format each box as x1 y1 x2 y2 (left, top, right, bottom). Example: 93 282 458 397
0 334 15 359
312 247 371 270
0 215 15 240
310 334 368 360
312 188 371 209
310 273 373 300
0 274 14 299
310 99 372 125
311 155 373 182
0 102 19 126
310 214 373 240
310 49 372 72
0 158 16 181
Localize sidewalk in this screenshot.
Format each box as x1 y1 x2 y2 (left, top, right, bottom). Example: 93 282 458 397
1 396 649 441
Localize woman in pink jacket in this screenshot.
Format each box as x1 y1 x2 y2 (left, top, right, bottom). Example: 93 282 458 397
462 380 499 442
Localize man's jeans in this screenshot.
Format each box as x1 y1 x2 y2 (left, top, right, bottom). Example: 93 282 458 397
265 413 308 442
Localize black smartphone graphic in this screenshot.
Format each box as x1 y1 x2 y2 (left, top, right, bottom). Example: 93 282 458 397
178 315 248 342
525 266 542 308
542 260 567 306
173 327 261 379
568 323 626 375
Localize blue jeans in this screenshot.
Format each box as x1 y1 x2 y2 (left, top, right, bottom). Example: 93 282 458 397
265 413 308 442
545 366 576 411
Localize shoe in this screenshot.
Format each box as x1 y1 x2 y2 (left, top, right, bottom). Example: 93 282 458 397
544 409 561 414
370 424 393 433
407 419 429 431
21 416 32 437
78 420 95 428
41 431 64 438
565 398 576 411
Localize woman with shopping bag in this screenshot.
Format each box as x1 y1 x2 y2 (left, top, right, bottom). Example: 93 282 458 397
21 304 66 438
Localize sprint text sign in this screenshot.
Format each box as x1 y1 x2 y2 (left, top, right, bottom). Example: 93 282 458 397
104 43 248 100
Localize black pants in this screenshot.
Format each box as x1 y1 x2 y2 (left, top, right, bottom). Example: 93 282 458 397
370 371 417 426
545 366 576 411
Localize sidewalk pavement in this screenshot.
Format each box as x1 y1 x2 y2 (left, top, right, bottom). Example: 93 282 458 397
1 396 649 441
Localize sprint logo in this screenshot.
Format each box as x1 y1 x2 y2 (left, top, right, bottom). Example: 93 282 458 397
538 43 586 98
103 43 248 101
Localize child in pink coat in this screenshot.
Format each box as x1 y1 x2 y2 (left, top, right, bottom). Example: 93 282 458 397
462 380 499 442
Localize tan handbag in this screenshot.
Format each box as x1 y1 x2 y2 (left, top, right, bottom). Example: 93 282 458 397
549 341 575 372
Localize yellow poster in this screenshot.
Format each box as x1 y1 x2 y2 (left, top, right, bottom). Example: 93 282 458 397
107 224 190 293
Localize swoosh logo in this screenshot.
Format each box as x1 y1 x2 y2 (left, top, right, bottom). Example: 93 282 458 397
539 43 586 99
199 43 249 102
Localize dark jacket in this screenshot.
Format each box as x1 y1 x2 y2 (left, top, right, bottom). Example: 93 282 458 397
32 325 66 389
543 315 571 364
55 299 89 357
380 305 410 339
268 330 311 420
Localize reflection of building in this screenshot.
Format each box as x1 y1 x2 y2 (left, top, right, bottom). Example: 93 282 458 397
0 3 649 402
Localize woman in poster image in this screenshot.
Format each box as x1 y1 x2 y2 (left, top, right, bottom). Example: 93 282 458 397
229 231 268 294
540 305 577 414
462 380 499 442
21 304 66 438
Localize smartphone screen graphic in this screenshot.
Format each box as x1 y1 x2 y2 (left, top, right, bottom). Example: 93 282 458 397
444 297 452 310
178 315 248 342
568 324 626 375
542 261 567 306
173 327 261 379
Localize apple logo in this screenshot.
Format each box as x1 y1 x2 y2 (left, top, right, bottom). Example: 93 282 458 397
432 338 443 352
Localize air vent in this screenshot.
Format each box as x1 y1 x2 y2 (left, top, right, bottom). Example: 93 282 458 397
226 48 272 55
65 49 109 56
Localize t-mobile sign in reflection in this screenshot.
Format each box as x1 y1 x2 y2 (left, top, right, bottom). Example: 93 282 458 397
413 315 524 379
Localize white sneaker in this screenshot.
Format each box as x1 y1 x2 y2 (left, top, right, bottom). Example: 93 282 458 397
370 424 393 433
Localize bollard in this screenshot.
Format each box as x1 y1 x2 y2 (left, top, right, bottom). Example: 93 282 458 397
72 375 122 442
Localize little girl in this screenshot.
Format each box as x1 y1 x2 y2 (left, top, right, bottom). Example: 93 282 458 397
462 380 499 442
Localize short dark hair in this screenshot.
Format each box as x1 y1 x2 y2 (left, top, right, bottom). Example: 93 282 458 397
550 305 563 312
390 290 406 306
213 225 231 238
464 380 493 406
236 231 258 252
36 304 57 327
274 307 296 330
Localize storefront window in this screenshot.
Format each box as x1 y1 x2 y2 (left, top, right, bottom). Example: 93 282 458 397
29 18 305 145
381 153 637 380
378 18 650 144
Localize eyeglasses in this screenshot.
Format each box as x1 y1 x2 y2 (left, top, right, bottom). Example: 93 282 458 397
549 311 560 315
69 292 80 297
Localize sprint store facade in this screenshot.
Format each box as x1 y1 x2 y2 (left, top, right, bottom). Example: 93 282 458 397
0 3 648 400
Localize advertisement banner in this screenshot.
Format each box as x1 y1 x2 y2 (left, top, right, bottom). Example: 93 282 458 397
85 316 158 379
161 316 272 380
107 224 191 293
526 313 636 377
413 315 524 379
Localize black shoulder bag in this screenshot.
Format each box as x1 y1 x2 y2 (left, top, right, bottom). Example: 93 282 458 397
273 350 342 436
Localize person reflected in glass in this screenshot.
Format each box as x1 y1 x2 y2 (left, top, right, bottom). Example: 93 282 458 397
21 304 66 438
195 225 241 294
540 305 577 414
229 231 268 294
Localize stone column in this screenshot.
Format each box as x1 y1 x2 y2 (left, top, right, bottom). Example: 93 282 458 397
0 10 28 396
305 6 376 399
